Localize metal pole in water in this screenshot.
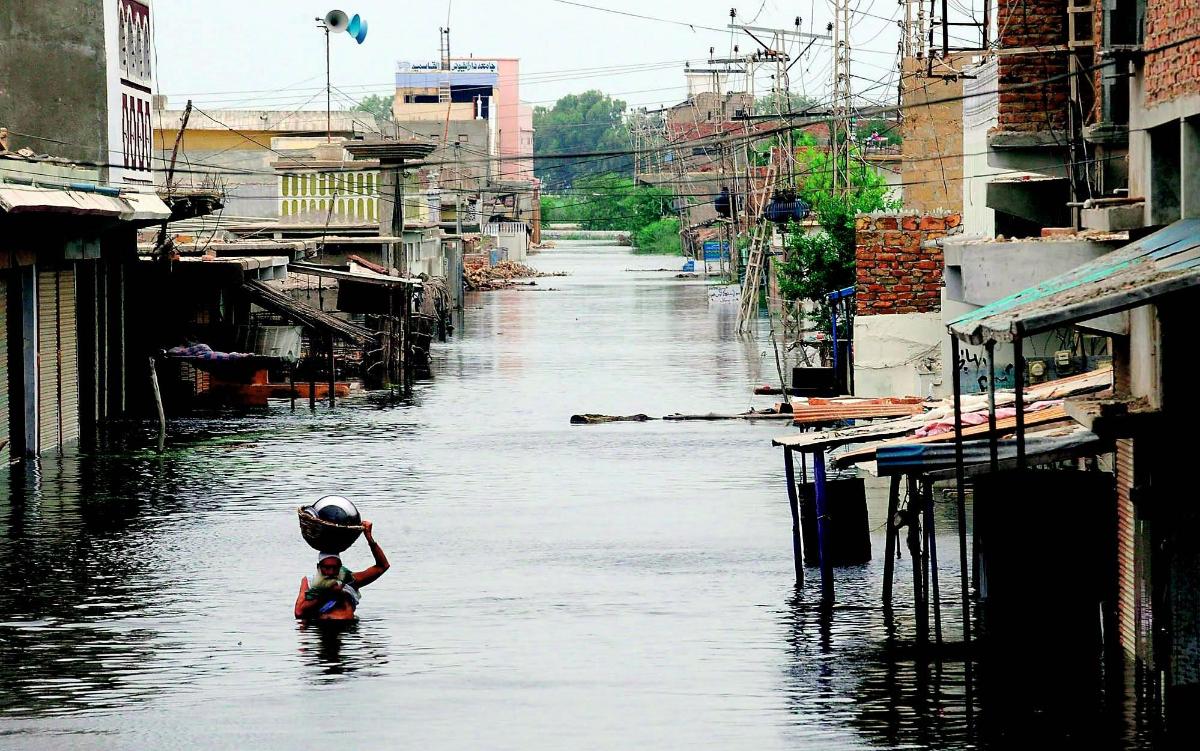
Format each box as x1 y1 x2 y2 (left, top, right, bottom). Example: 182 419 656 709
908 473 928 647
883 473 900 607
812 448 834 605
985 340 998 472
924 477 944 646
949 334 971 647
1014 336 1026 468
784 447 805 587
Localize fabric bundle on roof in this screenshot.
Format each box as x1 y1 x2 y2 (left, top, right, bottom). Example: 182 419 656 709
164 344 254 361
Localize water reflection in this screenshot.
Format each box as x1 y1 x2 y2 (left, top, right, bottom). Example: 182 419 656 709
296 620 390 681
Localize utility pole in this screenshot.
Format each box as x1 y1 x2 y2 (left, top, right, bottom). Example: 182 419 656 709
324 22 331 142
830 1 853 197
157 99 193 253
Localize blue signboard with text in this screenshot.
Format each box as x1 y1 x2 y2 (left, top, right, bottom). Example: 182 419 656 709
702 240 730 261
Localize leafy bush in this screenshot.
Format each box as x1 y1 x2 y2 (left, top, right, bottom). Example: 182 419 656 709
632 218 681 255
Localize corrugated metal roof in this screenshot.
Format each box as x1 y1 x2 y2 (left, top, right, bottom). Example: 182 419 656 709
874 425 1107 477
241 280 375 345
948 219 1200 344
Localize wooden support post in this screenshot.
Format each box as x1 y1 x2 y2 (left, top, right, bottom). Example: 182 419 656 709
309 335 317 411
783 447 805 587
403 286 413 394
923 477 944 646
290 366 296 412
327 335 336 409
949 334 972 648
148 356 166 454
883 473 901 607
812 448 834 605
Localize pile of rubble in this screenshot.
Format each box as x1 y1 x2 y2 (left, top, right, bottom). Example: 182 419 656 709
465 260 567 291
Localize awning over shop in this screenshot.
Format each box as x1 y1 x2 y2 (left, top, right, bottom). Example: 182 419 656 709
0 184 128 216
241 279 375 345
0 184 171 224
120 191 172 222
949 219 1200 344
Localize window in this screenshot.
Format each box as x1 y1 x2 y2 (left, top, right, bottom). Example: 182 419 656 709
1150 121 1181 225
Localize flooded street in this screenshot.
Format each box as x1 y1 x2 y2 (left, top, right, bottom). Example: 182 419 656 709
0 243 1150 749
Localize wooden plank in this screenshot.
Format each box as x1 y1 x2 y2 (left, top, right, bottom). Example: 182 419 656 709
832 405 1070 467
791 404 924 425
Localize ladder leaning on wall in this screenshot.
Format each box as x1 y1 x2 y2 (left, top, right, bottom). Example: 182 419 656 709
736 161 778 332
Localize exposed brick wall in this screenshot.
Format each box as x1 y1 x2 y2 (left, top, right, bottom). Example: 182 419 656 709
900 57 964 212
1144 0 1200 107
995 0 1069 133
855 212 962 315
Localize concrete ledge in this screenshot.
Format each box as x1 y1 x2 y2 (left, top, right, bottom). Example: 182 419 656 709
987 130 1070 150
1081 204 1147 232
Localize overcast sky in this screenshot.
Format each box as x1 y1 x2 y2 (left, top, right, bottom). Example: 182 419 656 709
155 1 907 114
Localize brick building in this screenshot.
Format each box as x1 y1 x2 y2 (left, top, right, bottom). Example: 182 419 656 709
943 0 1200 723
851 211 961 397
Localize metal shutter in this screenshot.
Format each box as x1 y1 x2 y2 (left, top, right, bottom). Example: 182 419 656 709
0 279 8 463
1116 438 1136 657
37 267 79 453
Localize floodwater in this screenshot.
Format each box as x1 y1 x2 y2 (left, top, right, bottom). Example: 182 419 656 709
0 243 1157 749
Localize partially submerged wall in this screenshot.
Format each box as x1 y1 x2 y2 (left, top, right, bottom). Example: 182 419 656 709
853 211 962 396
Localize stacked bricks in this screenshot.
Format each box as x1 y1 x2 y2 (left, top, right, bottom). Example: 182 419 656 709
855 212 962 315
995 0 1069 134
1144 0 1200 107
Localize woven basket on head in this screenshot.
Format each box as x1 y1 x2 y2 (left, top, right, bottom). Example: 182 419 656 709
297 506 363 553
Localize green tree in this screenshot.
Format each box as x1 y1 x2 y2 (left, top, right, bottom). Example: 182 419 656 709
754 92 819 115
776 133 899 324
540 173 680 254
354 94 394 122
533 91 631 188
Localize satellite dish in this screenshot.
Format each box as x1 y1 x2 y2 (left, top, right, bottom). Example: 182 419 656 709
347 13 367 44
324 9 349 31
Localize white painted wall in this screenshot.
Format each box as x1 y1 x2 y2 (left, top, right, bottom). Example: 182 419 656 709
962 58 997 239
853 312 945 397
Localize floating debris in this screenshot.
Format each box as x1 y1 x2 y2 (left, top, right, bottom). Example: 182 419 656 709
570 413 654 424
465 260 568 291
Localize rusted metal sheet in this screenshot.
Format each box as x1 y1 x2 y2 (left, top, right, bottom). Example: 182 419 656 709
789 403 925 425
832 405 1070 468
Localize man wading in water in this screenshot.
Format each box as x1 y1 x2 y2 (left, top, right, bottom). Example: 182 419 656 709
294 521 389 621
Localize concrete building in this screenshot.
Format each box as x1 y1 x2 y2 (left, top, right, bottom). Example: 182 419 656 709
1 0 157 191
940 0 1200 719
153 108 381 218
0 0 200 460
393 57 534 182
